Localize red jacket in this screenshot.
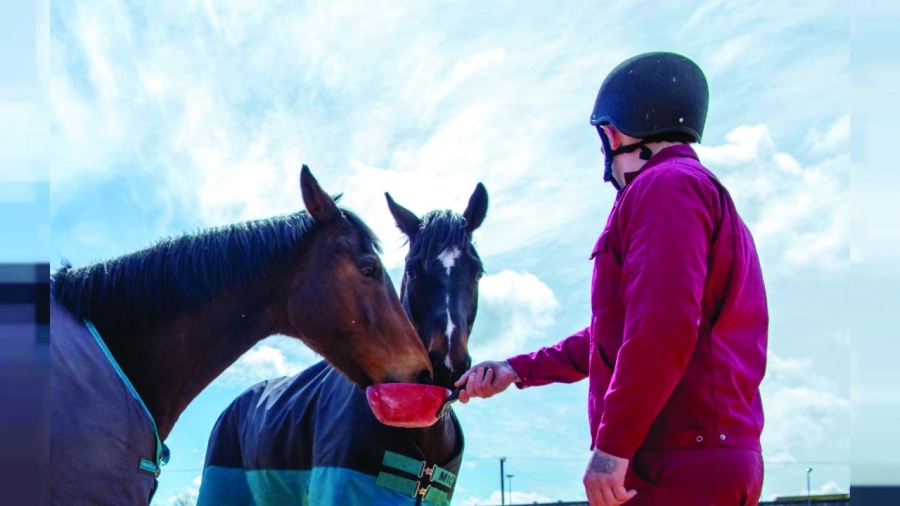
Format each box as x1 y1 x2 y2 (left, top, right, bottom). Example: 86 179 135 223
507 145 768 460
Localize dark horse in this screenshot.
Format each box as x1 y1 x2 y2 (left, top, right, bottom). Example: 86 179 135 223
49 166 433 506
197 184 488 505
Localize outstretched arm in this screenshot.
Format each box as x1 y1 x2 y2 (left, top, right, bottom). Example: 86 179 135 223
454 327 591 403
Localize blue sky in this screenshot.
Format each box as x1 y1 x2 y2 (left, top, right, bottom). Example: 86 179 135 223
0 0 48 263
43 1 855 503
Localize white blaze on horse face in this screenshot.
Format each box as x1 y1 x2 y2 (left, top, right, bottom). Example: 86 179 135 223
438 247 461 275
438 247 460 372
444 294 455 372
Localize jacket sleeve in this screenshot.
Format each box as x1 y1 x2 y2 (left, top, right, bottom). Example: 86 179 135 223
594 167 717 460
506 327 590 388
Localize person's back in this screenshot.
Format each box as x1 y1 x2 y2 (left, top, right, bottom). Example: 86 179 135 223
578 142 768 503
613 150 768 452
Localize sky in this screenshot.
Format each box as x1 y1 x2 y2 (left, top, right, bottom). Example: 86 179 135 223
39 0 860 503
0 0 49 263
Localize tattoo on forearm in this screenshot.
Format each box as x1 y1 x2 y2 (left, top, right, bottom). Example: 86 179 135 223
589 453 616 474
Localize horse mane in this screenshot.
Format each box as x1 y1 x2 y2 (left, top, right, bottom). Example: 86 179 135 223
408 210 481 270
51 204 380 336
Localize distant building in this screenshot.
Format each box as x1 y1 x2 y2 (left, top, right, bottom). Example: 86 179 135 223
505 494 850 506
759 494 850 506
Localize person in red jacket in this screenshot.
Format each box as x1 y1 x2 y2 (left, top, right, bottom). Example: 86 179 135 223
455 52 768 506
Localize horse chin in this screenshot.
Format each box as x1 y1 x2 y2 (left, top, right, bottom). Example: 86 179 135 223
332 360 374 389
446 357 471 389
428 351 467 390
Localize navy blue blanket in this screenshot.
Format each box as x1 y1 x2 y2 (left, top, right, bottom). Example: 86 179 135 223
198 361 463 505
50 297 166 505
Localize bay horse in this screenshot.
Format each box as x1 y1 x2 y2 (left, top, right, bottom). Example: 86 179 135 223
197 183 488 505
49 166 433 505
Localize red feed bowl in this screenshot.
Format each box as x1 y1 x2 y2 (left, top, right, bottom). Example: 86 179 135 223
366 383 452 428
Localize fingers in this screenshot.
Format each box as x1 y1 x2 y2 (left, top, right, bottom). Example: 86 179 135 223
458 367 483 403
586 484 633 506
584 483 603 506
466 367 485 399
460 367 496 401
599 485 617 506
455 369 473 403
471 368 494 397
613 485 637 503
454 368 473 388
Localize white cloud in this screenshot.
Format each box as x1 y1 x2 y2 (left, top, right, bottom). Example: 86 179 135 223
427 47 507 107
461 490 554 506
705 34 755 76
49 0 625 265
805 115 850 156
336 160 499 269
695 120 849 273
161 475 202 505
769 479 848 501
216 339 320 387
760 352 850 462
807 480 846 496
470 270 559 359
165 487 198 506
766 452 797 464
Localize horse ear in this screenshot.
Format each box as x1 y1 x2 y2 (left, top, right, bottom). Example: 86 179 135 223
300 165 340 223
463 183 488 232
385 192 421 239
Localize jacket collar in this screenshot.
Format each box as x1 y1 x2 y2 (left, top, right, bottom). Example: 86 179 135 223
622 144 699 187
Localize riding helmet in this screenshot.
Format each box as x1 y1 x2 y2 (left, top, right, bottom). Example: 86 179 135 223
590 51 709 141
589 52 709 190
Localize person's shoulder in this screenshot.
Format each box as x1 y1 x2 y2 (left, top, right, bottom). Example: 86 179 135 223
624 157 720 213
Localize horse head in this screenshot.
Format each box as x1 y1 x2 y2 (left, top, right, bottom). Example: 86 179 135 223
385 183 488 389
281 166 433 387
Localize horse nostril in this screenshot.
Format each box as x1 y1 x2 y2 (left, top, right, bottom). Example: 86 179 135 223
415 369 433 385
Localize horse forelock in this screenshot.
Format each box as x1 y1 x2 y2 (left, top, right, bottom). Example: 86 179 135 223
408 211 478 270
340 208 382 255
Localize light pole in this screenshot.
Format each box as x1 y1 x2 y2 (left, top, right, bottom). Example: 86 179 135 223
806 467 813 506
506 474 514 505
500 457 506 506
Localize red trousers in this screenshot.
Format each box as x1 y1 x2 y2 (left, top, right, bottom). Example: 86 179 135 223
623 447 764 506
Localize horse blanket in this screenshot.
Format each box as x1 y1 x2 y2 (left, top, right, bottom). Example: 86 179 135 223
50 296 167 505
198 361 464 506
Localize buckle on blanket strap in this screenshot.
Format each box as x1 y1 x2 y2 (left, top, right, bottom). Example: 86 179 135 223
377 451 456 503
374 474 450 504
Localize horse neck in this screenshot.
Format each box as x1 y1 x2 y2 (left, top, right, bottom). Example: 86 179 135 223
102 287 280 441
403 414 460 467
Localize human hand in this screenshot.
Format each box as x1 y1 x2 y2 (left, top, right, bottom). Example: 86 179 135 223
583 448 637 506
453 360 519 403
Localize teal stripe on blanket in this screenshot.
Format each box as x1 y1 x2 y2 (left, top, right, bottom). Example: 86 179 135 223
198 466 451 505
197 466 259 506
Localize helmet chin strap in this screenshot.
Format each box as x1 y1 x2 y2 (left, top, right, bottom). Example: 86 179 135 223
597 126 655 191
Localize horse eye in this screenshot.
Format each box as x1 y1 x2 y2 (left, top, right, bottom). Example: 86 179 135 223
359 263 378 279
406 268 417 280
